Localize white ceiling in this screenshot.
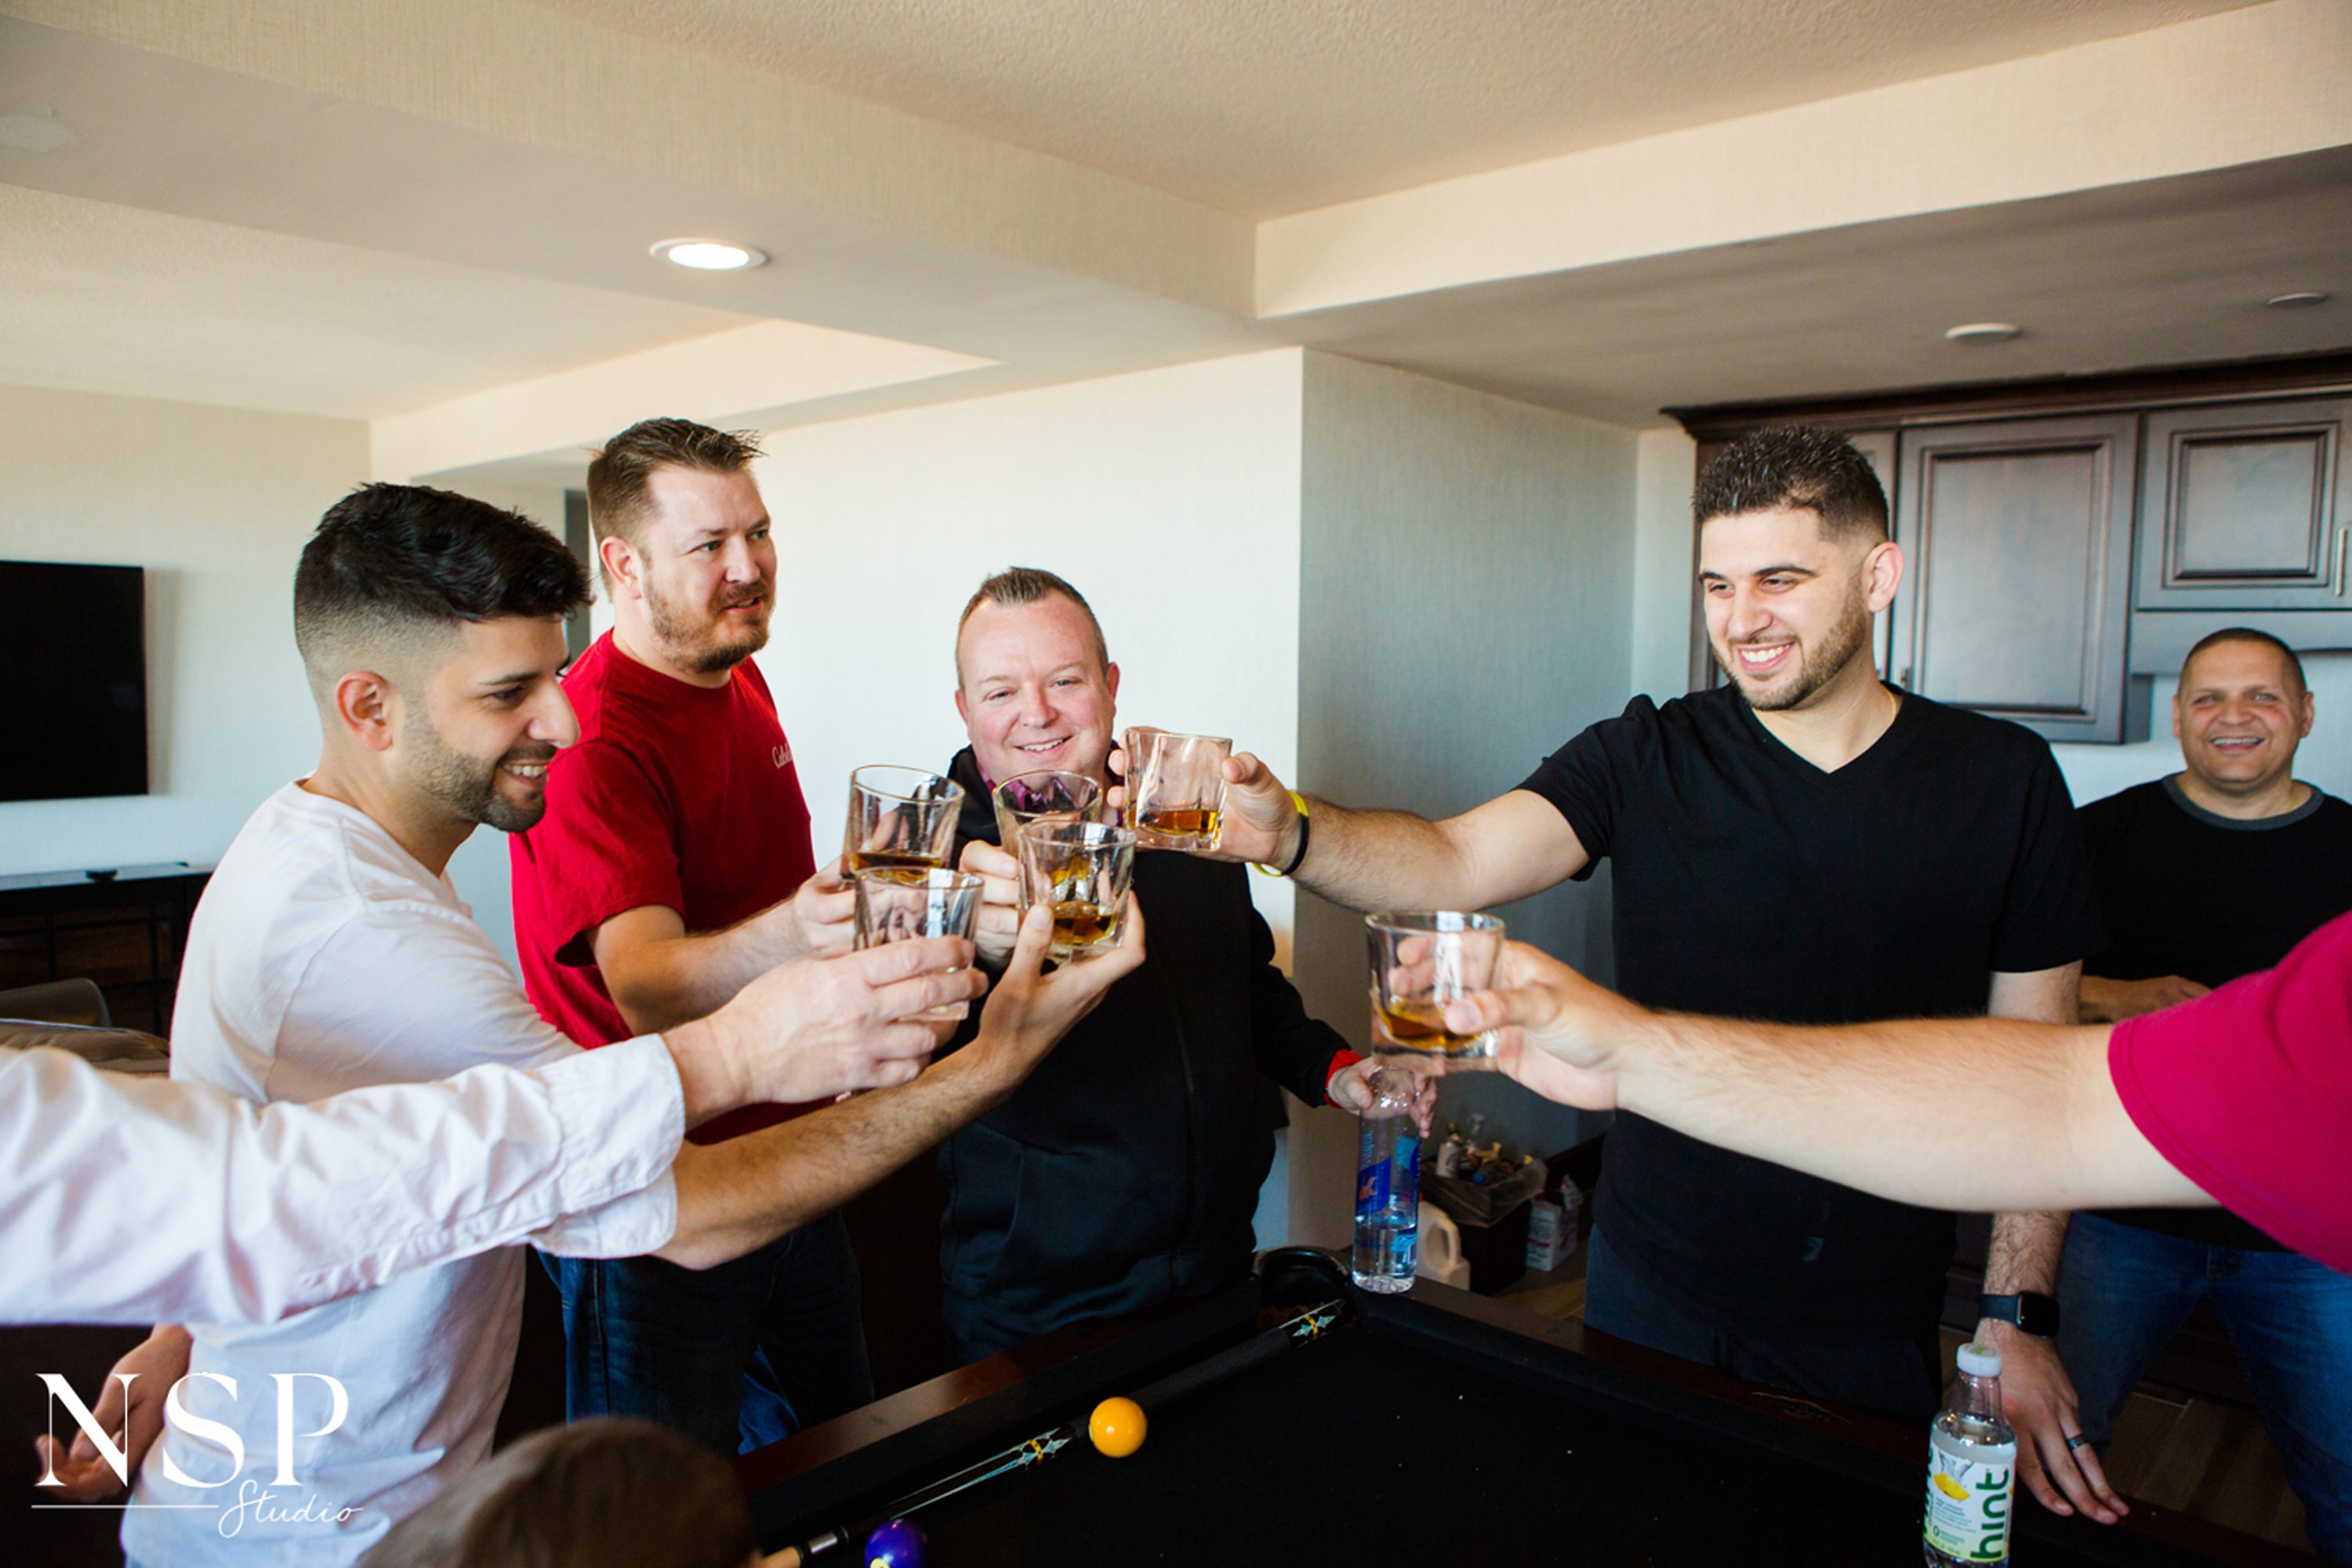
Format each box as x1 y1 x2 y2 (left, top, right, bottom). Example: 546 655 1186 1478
0 183 758 419
1287 147 2352 425
531 0 2261 216
0 0 2341 454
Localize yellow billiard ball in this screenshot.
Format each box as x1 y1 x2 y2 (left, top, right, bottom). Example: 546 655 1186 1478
1087 1396 1147 1458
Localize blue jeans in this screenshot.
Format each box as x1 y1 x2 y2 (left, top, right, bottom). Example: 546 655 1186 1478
2058 1213 2352 1562
1583 1225 1942 1425
545 1210 874 1455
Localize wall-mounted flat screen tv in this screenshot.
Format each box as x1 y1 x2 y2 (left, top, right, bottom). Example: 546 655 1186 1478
0 561 149 802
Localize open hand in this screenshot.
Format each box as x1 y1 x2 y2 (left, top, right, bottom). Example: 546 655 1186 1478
1984 1323 2127 1525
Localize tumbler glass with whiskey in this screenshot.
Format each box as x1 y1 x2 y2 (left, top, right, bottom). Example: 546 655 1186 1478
844 765 964 875
852 866 984 1020
1015 821 1138 962
1122 729 1230 851
992 769 1104 856
1364 911 1506 1073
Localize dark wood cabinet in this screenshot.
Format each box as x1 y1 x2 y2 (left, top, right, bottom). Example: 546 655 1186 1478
1890 414 2138 742
2136 397 2350 610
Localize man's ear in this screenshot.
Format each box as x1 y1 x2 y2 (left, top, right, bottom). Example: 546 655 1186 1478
600 535 643 602
1104 661 1121 702
331 670 401 754
1861 539 1904 615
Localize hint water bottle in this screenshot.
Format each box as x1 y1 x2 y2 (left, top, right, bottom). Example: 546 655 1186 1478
1924 1341 2018 1566
1352 1066 1420 1293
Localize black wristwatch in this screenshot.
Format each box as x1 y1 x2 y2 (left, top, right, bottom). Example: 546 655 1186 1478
1979 1291 2061 1338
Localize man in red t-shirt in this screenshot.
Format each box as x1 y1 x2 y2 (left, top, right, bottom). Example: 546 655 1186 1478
1428 910 2352 1279
510 418 876 1454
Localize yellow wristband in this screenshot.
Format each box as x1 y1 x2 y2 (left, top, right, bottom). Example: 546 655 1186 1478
1251 793 1312 879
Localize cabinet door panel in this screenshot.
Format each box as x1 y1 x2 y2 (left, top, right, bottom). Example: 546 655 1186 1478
1893 415 2136 742
2137 397 2349 609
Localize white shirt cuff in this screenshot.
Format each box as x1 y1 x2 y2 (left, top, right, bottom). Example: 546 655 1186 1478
527 1036 685 1254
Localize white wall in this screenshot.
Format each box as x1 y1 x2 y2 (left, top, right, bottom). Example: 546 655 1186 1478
746 350 1308 941
0 384 365 876
1630 426 1698 702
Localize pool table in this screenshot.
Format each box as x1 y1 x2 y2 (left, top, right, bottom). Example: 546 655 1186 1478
738 1247 2298 1566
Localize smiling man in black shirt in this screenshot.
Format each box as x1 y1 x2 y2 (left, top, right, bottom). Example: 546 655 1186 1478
1200 426 2105 1461
2061 628 2352 1561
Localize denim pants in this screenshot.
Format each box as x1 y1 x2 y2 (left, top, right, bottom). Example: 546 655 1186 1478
1584 1225 1943 1425
544 1210 875 1455
2058 1212 2352 1563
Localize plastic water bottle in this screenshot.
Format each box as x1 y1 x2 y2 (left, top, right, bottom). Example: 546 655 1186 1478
1924 1341 2018 1566
1352 1066 1420 1293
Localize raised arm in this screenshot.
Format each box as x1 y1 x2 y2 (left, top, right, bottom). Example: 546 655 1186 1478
656 900 1144 1267
593 860 855 1034
1112 735 1588 913
1447 942 2202 1216
0 1039 689 1327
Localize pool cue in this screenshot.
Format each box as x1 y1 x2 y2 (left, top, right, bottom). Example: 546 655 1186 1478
767 1299 1346 1564
1131 1298 1342 1415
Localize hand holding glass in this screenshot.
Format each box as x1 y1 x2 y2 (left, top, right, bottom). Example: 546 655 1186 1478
1123 729 1230 851
1015 822 1138 962
853 867 984 1020
1366 912 1506 1072
845 765 964 874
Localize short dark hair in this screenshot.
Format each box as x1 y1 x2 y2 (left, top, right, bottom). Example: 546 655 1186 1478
586 418 765 586
1694 425 1889 544
365 1417 753 1568
292 482 588 697
2183 626 2307 696
956 566 1110 684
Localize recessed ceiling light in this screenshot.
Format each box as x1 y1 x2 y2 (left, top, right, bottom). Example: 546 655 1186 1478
2266 292 2329 309
1945 322 2023 343
651 238 768 271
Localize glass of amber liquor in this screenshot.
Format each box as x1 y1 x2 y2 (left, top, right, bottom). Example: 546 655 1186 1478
844 765 965 875
993 770 1104 855
853 867 984 1020
1016 822 1138 962
1364 912 1507 1072
1122 729 1230 851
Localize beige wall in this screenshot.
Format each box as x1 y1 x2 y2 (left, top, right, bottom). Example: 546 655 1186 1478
0 383 365 876
1283 352 1640 1248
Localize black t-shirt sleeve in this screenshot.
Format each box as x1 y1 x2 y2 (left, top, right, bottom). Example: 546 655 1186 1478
1515 698 1649 882
1988 743 2107 975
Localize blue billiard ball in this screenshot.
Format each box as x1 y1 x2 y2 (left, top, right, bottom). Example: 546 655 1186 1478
866 1517 927 1568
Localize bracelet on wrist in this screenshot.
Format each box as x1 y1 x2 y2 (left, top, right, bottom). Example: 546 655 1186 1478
1253 793 1312 880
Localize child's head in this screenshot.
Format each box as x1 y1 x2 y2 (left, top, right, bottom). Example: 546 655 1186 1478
366 1417 757 1568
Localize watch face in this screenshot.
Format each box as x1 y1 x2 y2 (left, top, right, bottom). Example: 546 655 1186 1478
1986 1292 2060 1338
2016 1293 2060 1338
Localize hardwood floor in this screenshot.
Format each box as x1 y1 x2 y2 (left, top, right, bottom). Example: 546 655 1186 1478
1495 1250 2316 1557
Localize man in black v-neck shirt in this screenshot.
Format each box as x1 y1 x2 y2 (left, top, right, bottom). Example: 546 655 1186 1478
1188 428 2105 1475
2060 630 2352 1560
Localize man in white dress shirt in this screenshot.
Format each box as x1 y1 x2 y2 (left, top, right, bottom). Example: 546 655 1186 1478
109 484 1138 1567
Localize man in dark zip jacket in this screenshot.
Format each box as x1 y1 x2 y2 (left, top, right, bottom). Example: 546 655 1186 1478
934 566 1375 1363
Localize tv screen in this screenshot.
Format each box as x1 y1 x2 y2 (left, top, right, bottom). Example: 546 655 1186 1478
0 561 149 802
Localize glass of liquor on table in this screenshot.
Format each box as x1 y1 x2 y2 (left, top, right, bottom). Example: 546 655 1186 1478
992 769 1104 855
1015 821 1138 963
1121 728 1229 850
1364 911 1507 1073
852 867 985 1020
844 764 964 874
